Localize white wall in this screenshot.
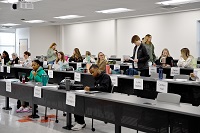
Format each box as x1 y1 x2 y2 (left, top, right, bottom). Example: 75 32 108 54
29 25 61 58
16 28 30 57
117 10 200 59
62 20 116 57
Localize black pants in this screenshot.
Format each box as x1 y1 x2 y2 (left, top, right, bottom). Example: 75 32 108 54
74 115 85 124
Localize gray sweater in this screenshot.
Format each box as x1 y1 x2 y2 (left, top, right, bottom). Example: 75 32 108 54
144 43 156 63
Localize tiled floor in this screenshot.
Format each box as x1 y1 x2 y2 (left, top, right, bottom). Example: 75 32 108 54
0 96 144 133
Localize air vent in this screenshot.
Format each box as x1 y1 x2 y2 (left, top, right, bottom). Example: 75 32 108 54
160 5 178 9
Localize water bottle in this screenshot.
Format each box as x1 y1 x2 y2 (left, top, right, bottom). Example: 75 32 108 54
158 66 163 79
65 77 71 91
22 75 25 83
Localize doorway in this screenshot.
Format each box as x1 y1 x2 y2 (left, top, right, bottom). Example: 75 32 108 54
19 39 28 58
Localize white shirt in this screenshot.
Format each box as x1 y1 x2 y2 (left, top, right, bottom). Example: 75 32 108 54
53 60 68 70
22 57 32 67
177 55 194 68
134 45 140 68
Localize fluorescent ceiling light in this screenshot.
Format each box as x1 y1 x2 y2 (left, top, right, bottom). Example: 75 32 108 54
1 23 20 26
156 0 200 5
54 15 84 19
24 20 45 23
0 0 42 3
96 8 133 14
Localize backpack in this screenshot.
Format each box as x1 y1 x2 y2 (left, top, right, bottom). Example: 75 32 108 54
125 68 138 76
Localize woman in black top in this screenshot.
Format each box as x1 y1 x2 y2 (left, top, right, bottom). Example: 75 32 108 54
2 51 10 65
156 48 173 67
11 53 19 65
69 48 83 62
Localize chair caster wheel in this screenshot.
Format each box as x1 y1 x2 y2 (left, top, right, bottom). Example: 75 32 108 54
55 120 59 123
63 113 66 116
91 128 95 132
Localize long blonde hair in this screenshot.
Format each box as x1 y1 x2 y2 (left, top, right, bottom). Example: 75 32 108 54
73 48 82 59
56 51 65 63
160 48 171 58
49 43 57 49
181 48 190 58
144 34 152 45
97 52 105 64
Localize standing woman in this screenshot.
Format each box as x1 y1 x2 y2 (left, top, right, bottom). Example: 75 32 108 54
47 43 57 65
69 48 83 62
144 34 156 66
177 48 194 68
96 52 108 72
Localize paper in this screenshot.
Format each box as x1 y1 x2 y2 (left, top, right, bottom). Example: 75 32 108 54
6 81 11 92
66 91 76 107
149 66 157 75
114 64 120 70
1 59 4 66
77 63 82 68
34 86 42 98
48 70 53 78
43 61 48 66
170 67 180 76
156 80 168 93
7 66 10 73
74 72 81 82
134 78 143 90
0 66 4 72
14 64 23 67
110 75 118 86
193 68 200 76
129 64 133 68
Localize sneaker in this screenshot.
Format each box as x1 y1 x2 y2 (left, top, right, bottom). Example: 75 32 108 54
71 123 86 131
16 106 24 113
23 107 32 113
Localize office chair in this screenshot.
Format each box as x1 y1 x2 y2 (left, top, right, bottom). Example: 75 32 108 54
157 93 188 133
173 75 189 80
91 84 114 132
150 73 166 79
156 93 181 104
136 93 181 133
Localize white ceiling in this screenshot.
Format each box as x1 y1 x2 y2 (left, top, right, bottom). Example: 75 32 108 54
0 0 200 31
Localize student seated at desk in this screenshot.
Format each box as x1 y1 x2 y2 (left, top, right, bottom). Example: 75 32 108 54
20 51 32 67
69 48 83 62
71 64 112 131
11 53 19 65
1 51 10 65
96 52 108 72
155 48 174 67
83 51 95 63
16 60 46 113
53 51 68 70
177 48 194 68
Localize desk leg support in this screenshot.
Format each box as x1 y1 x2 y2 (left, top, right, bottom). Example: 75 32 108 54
62 112 72 130
115 124 121 133
2 97 12 110
29 104 39 119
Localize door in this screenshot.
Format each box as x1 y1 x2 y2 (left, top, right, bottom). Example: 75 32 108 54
19 39 28 58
